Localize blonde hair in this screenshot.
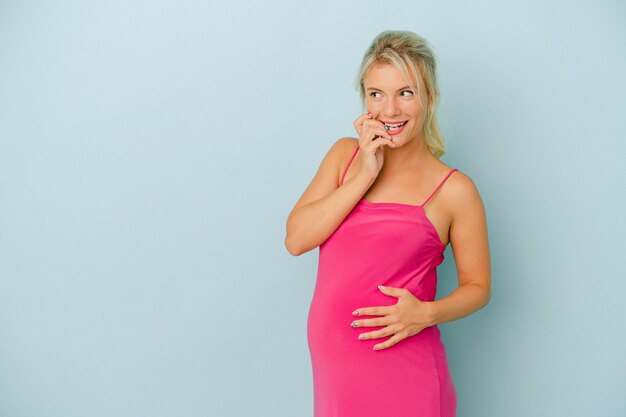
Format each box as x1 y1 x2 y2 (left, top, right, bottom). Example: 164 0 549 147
357 30 446 158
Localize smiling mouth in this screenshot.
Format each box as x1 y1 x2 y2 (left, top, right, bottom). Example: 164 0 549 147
383 121 407 131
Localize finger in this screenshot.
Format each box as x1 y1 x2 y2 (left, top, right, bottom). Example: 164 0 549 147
361 123 393 141
353 112 373 135
350 316 390 328
373 129 394 141
378 285 411 298
361 117 388 131
357 324 400 340
353 113 369 131
373 332 407 350
370 136 398 149
352 306 394 317
361 119 394 137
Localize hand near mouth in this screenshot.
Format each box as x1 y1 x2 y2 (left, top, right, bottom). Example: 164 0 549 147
352 112 398 179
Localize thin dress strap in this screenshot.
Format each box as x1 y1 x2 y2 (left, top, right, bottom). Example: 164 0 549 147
340 145 360 186
420 168 458 207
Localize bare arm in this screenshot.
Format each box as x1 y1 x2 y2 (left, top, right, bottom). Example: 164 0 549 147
427 174 492 325
285 138 375 256
286 112 396 256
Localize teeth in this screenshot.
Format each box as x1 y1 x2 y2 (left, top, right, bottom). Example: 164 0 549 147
384 122 405 130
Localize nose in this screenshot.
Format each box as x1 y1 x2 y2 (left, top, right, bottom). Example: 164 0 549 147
383 96 400 117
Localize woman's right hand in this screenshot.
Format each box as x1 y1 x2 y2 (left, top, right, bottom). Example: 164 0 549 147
352 112 398 179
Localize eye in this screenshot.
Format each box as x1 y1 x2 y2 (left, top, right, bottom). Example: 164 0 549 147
369 91 382 99
400 90 414 97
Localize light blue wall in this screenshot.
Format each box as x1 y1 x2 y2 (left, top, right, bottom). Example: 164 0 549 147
1 1 624 416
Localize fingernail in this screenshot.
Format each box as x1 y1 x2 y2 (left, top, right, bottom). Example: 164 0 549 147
367 112 372 117
351 321 358 327
358 334 365 340
352 310 359 316
378 285 386 290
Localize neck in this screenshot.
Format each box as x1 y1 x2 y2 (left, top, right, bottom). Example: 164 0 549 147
382 132 432 171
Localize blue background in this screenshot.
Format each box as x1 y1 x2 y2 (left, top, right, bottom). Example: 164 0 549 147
1 1 624 416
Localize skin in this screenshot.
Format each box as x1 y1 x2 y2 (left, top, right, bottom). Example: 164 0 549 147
284 62 491 351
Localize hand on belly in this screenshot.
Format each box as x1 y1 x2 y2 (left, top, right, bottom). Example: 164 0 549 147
349 285 434 351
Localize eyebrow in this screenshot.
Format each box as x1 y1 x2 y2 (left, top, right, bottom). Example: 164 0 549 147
366 86 413 92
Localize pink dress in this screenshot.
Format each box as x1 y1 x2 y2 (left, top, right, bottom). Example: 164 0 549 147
307 144 458 417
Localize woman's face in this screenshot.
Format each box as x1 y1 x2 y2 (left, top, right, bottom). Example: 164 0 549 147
363 63 428 144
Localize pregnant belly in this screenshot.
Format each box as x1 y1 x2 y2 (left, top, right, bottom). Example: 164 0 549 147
306 286 436 362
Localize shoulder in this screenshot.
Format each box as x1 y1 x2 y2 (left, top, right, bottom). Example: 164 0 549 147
448 168 476 192
426 159 477 198
443 169 485 215
335 137 359 158
310 137 359 187
321 137 357 160
314 137 358 169
330 137 359 168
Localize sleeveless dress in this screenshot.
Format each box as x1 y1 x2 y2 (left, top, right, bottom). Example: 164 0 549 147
307 144 458 417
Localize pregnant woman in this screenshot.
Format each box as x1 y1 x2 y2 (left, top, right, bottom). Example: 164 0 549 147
285 30 491 417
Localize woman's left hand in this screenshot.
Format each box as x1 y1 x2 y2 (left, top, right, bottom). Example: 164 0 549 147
351 285 435 351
